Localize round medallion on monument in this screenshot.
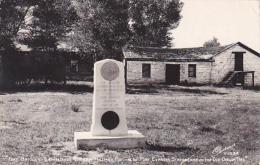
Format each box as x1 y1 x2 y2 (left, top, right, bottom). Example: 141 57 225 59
101 111 120 130
101 61 120 81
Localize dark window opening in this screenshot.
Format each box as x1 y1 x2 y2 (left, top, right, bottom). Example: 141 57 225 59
188 64 196 77
142 64 151 78
70 60 79 73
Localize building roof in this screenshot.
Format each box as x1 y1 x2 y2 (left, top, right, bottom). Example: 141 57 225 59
123 42 260 61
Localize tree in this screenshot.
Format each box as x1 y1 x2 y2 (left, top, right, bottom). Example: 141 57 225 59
0 0 33 50
129 0 183 47
203 37 221 47
71 0 131 60
21 0 78 51
71 0 183 60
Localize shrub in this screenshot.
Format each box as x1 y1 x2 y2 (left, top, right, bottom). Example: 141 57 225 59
71 104 80 112
2 51 66 86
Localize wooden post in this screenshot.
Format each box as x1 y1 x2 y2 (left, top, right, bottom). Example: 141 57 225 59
124 59 128 88
252 72 255 87
242 72 245 87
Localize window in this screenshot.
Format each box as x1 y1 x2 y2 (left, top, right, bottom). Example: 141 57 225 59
142 64 151 78
188 64 196 77
70 60 79 73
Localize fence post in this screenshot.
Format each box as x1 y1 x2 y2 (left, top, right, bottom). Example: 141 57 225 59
0 54 2 87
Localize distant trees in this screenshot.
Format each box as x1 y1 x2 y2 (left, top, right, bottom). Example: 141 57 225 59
71 0 183 60
203 37 221 47
0 0 33 50
129 0 183 47
0 0 77 51
1 0 183 59
20 0 78 51
71 0 131 60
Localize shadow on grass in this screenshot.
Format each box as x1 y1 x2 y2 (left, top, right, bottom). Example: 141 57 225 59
200 126 224 135
76 143 199 154
243 86 260 91
127 84 227 95
0 83 93 94
145 142 199 153
126 85 159 94
164 87 227 95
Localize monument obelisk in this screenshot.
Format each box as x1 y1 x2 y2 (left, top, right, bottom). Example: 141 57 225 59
74 59 145 150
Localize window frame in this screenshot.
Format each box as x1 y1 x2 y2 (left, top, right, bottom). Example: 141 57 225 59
70 60 79 73
188 64 196 78
142 63 151 78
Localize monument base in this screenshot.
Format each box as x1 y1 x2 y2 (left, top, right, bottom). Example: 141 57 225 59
74 130 145 150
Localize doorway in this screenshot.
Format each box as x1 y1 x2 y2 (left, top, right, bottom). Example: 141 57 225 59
165 64 180 84
234 53 244 85
234 53 243 71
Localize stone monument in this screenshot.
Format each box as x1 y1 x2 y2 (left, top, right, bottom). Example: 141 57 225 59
74 59 145 150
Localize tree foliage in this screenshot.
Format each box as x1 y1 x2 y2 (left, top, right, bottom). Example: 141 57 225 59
21 0 78 51
71 0 183 60
71 0 131 60
203 37 221 47
1 0 183 60
0 0 33 50
129 0 183 47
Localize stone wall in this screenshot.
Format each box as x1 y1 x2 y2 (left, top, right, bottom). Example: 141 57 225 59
125 60 212 84
243 49 260 86
211 44 260 86
244 73 254 86
124 43 260 86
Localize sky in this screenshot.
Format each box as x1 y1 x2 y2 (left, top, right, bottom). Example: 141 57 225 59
171 0 260 52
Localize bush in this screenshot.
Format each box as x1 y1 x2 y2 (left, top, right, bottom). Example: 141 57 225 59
2 51 67 86
71 104 80 112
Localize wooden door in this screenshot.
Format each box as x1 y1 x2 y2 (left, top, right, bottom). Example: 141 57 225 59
165 64 180 85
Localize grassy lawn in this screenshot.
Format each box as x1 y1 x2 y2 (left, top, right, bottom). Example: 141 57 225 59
0 84 259 165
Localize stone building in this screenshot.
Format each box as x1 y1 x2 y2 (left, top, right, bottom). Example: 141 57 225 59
123 42 260 86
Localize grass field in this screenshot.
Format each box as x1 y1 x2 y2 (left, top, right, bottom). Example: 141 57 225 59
0 84 259 165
